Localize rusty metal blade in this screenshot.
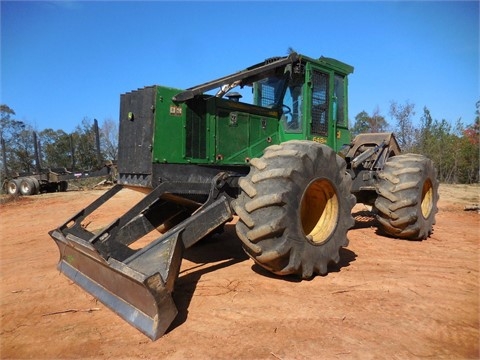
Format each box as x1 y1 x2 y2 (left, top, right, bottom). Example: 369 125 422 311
49 195 232 339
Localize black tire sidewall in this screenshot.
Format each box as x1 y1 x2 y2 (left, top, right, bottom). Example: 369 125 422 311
235 140 355 278
20 178 35 196
7 179 20 195
375 154 439 239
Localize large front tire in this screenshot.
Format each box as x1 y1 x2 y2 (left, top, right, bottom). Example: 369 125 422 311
233 140 356 279
374 154 439 240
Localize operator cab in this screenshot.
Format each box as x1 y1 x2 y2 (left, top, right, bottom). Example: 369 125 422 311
203 53 353 150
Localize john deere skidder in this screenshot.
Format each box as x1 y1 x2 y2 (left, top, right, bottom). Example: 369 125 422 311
49 52 439 339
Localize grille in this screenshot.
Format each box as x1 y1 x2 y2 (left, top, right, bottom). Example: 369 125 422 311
311 71 329 136
258 81 276 107
185 100 206 159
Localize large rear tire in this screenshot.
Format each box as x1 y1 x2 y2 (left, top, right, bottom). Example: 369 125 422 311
233 140 356 279
374 153 439 240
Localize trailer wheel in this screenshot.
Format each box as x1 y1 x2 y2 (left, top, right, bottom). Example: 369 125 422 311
31 177 40 194
374 153 439 240
7 179 21 195
19 178 37 196
233 140 356 279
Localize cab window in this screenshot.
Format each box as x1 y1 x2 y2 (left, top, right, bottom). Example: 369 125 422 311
281 75 304 133
311 70 329 136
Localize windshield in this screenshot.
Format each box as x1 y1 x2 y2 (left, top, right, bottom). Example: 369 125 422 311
282 81 303 132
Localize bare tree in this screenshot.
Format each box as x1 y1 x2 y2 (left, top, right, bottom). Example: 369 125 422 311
389 100 416 151
100 118 118 160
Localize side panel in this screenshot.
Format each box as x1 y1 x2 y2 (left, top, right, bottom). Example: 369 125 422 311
151 86 190 164
215 108 250 163
118 86 156 186
213 99 279 164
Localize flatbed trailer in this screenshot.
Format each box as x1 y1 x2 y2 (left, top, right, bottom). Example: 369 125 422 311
3 164 115 195
2 120 116 196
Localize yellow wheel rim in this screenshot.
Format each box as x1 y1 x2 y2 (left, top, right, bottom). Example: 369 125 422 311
300 179 339 244
421 179 434 219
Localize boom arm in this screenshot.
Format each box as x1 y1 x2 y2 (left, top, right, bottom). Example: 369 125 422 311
172 53 299 102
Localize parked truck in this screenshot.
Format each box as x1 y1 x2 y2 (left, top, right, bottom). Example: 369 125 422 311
49 52 439 340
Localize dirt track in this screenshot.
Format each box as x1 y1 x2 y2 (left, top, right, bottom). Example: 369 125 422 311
0 184 479 359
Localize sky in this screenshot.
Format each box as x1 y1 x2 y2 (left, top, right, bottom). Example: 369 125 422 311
1 0 479 134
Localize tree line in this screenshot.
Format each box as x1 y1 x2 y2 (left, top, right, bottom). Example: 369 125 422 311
0 104 118 184
1 100 479 185
351 100 479 184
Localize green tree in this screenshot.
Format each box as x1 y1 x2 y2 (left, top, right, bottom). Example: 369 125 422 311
431 118 453 182
0 104 36 176
12 129 36 173
351 107 389 137
456 102 479 183
464 101 480 145
39 118 114 171
72 117 101 170
1 105 20 178
415 107 433 155
415 103 479 184
39 128 72 168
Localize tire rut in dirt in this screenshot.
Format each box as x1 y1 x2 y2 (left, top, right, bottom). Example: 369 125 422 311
233 140 356 279
374 153 439 240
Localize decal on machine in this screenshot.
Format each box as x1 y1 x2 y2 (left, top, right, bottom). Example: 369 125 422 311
170 105 182 116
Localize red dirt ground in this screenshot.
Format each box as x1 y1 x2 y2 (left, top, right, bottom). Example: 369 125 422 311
0 184 478 359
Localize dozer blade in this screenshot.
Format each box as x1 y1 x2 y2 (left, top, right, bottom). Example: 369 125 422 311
49 184 233 340
50 228 182 340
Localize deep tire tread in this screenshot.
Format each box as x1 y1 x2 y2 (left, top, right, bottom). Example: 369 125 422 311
375 153 439 240
238 178 257 198
235 140 355 278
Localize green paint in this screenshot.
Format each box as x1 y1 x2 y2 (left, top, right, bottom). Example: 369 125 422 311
147 54 354 165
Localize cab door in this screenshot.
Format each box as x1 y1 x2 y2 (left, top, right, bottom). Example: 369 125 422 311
307 67 331 145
